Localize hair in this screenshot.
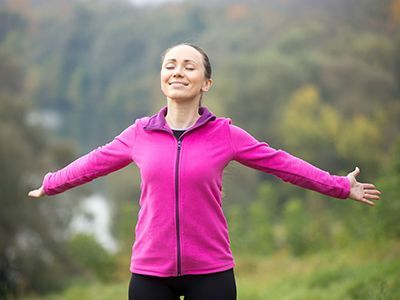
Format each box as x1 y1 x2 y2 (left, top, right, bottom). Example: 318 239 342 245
161 43 212 107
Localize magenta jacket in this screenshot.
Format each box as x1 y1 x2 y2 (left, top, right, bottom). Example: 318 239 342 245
43 105 350 277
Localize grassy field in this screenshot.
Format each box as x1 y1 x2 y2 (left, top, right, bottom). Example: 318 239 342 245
26 239 400 300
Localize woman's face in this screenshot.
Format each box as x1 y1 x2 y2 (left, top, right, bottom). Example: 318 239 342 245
160 45 212 103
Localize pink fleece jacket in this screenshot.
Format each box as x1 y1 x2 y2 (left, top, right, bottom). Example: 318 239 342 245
43 105 350 277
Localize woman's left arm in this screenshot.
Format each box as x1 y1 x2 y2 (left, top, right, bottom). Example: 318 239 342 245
228 122 381 205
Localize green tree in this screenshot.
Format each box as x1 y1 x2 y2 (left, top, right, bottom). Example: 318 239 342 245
0 10 82 297
371 138 400 239
68 233 117 282
226 204 248 254
282 198 310 256
281 85 384 177
280 85 341 170
246 183 278 254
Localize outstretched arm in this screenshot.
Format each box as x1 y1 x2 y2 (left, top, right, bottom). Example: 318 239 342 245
28 119 139 198
347 167 381 206
229 121 381 203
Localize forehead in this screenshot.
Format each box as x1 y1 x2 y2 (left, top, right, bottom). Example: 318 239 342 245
163 45 203 64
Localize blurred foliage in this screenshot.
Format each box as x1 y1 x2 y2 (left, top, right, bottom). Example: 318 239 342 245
0 0 399 298
0 21 74 299
24 239 400 300
370 139 400 239
0 5 107 299
68 233 117 282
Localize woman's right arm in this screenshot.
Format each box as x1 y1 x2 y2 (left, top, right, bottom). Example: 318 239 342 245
28 119 139 198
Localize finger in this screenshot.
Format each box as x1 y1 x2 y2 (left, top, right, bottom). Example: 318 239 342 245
364 188 378 194
347 167 360 179
361 183 377 189
360 198 376 207
364 194 380 200
28 190 40 198
364 190 381 198
351 196 376 206
366 191 381 198
364 188 381 195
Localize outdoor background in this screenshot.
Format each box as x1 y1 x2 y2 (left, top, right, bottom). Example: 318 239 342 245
1 0 399 299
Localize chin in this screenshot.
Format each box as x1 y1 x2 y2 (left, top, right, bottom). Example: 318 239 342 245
166 92 198 101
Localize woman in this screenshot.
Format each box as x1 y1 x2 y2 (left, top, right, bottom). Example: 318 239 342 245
28 43 381 300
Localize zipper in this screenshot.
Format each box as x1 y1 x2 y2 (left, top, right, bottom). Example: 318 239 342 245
148 127 184 276
144 116 216 277
175 138 182 276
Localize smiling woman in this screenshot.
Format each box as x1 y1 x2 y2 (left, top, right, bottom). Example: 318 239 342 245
28 43 381 300
161 43 213 112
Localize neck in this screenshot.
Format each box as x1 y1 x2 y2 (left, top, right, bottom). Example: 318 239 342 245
165 98 201 130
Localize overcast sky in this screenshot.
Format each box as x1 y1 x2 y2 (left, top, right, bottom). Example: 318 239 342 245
130 0 183 5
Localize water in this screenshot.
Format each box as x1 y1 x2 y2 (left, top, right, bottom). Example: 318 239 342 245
69 194 118 253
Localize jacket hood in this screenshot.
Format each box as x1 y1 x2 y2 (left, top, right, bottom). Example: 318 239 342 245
144 105 216 131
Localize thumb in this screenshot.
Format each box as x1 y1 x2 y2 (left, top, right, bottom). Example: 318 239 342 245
347 166 360 179
353 166 360 177
28 190 37 197
28 186 45 198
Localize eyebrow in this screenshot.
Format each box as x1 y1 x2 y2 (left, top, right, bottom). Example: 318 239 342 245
164 59 197 64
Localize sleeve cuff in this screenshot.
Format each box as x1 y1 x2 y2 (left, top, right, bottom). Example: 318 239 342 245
340 176 351 199
42 172 53 196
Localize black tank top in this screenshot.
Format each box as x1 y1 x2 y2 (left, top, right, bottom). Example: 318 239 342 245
172 129 186 140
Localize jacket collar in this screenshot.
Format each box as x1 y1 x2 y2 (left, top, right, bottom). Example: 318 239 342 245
144 105 216 132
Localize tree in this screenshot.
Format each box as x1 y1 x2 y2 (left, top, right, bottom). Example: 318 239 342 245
0 11 82 297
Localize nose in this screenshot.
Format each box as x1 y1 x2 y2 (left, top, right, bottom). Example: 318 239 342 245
172 65 184 77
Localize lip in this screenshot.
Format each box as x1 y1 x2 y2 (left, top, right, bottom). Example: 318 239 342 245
169 81 189 86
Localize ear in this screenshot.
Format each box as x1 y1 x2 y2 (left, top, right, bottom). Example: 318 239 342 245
201 78 213 92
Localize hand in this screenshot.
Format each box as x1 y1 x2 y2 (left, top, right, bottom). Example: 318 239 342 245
347 167 381 206
28 186 46 198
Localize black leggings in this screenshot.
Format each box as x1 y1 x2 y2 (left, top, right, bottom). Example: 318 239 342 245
128 268 237 300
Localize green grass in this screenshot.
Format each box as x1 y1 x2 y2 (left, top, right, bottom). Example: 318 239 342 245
25 239 400 300
235 239 400 300
24 281 129 300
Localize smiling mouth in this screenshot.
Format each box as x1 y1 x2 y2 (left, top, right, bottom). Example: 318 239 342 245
169 82 189 86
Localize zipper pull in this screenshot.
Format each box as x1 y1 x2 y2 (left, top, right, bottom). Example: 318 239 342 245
177 140 182 149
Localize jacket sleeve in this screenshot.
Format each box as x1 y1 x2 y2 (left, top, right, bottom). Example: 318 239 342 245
228 122 350 199
42 119 139 196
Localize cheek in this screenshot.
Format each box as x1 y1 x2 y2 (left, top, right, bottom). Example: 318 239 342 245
160 74 171 91
160 74 166 92
160 70 169 82
189 72 205 85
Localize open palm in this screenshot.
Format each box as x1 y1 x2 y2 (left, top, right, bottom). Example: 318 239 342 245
347 167 381 206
